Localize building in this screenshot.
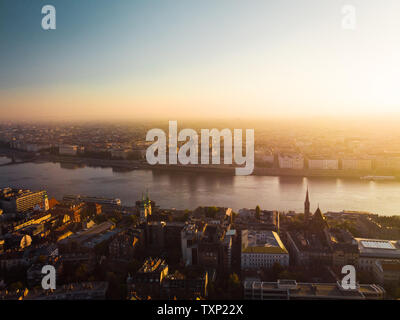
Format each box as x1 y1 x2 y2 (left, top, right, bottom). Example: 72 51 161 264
329 228 359 267
111 149 132 160
3 233 32 251
254 150 274 166
181 224 199 266
308 159 339 170
146 221 165 248
108 229 142 261
286 206 332 267
278 154 304 169
59 144 79 156
0 188 47 213
26 282 108 300
222 229 236 270
138 193 152 223
63 195 121 206
241 230 289 270
164 222 186 250
355 238 400 273
342 159 372 170
244 279 385 300
128 258 168 298
373 260 400 286
197 224 223 269
304 188 310 220
51 200 87 223
286 192 357 268
161 271 208 300
0 251 30 270
27 256 62 287
58 221 115 252
10 141 51 153
236 209 279 232
13 212 52 232
374 158 400 171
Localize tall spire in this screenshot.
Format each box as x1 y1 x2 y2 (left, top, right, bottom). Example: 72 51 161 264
304 186 310 220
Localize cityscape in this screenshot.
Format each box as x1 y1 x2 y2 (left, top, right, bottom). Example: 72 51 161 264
1 0 400 308
0 180 399 300
1 130 400 300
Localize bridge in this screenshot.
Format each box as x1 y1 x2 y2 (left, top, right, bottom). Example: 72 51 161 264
0 154 36 167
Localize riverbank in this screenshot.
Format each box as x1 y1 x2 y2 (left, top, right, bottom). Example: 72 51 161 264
2 155 400 215
34 154 400 179
1 148 399 179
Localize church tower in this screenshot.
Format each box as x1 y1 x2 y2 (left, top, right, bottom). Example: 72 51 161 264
304 187 310 220
139 191 152 223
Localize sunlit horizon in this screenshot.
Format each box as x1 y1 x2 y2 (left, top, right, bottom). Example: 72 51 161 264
1 0 400 121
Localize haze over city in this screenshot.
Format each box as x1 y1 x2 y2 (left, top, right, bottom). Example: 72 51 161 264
1 0 400 121
4 0 400 308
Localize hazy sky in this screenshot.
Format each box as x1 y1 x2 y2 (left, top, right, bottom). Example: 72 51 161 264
1 0 400 121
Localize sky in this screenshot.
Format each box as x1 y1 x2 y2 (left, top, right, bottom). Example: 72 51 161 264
1 0 400 121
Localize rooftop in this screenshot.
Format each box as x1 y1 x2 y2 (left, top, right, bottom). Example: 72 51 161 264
355 238 400 258
244 280 385 299
242 230 288 254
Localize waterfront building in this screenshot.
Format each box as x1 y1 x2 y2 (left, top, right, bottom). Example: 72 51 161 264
374 157 400 171
254 150 274 166
342 159 372 170
0 188 47 213
278 153 304 169
10 141 51 152
111 148 132 160
59 144 79 156
63 195 121 206
308 159 339 170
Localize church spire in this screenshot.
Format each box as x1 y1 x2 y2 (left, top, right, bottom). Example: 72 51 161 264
304 186 310 220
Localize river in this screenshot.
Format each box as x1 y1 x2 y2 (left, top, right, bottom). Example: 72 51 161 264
0 157 400 215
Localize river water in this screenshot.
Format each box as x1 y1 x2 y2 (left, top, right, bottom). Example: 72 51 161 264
0 157 400 215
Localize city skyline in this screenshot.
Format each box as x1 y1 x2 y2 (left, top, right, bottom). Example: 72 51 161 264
1 0 400 121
